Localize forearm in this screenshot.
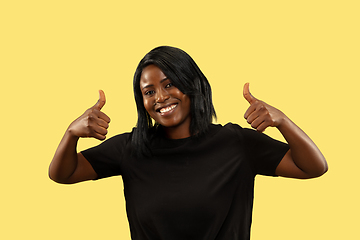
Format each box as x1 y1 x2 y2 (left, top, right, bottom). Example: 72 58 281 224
277 117 328 177
49 129 80 183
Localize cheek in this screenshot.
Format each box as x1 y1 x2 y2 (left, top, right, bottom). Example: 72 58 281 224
143 98 153 113
184 96 191 110
181 96 192 117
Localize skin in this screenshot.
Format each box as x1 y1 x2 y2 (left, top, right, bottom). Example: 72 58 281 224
140 65 192 139
243 83 328 178
48 91 108 183
49 78 327 184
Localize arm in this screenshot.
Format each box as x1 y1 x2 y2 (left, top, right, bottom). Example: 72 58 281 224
49 90 111 184
243 83 328 179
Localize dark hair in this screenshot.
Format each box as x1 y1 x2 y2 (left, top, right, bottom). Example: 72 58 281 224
132 46 216 157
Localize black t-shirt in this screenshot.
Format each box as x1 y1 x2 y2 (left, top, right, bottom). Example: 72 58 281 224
82 123 289 240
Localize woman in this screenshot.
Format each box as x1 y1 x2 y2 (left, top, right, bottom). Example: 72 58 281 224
49 46 328 240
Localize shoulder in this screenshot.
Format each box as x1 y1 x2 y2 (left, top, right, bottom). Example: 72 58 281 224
95 128 135 149
108 129 134 141
223 122 266 137
211 122 248 136
210 122 269 145
204 123 243 143
81 128 135 162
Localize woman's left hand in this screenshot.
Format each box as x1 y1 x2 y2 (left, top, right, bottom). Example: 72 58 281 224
243 82 286 133
243 83 328 179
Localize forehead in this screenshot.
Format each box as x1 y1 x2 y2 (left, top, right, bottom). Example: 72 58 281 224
140 65 167 87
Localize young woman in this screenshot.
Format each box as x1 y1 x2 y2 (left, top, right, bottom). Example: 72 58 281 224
49 46 328 240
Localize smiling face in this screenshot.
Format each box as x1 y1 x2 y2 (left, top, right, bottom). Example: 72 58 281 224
140 64 191 139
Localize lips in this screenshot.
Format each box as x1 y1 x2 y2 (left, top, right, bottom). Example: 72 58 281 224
156 103 178 116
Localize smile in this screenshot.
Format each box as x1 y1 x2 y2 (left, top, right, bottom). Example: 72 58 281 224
158 104 177 115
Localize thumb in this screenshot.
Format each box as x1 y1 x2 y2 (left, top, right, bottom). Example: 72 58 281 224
243 83 256 104
93 90 106 110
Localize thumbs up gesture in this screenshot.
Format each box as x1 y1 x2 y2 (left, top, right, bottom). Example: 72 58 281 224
68 90 111 140
243 83 286 133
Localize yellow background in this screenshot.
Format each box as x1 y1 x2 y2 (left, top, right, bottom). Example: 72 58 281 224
1 0 359 239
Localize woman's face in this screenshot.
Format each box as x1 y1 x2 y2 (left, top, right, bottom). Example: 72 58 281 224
140 64 191 139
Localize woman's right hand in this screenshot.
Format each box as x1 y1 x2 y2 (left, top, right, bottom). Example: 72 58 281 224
68 90 111 140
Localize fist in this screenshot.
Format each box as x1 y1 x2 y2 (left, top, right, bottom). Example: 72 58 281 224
68 90 111 140
243 83 285 133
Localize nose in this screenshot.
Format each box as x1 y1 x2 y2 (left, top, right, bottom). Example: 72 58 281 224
155 89 170 104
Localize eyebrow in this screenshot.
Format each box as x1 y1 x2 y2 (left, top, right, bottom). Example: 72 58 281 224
141 77 169 90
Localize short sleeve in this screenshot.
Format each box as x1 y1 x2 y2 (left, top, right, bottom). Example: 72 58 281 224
81 132 132 179
228 123 289 176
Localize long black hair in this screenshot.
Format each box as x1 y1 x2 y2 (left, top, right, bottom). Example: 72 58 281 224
132 46 216 157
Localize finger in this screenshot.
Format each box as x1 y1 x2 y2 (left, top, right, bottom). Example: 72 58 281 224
88 112 110 129
256 121 270 133
91 108 111 124
244 99 263 119
93 90 106 110
96 117 110 129
92 132 107 141
96 110 111 123
87 124 108 140
250 115 265 130
243 83 257 105
246 110 259 124
244 103 257 120
93 124 108 136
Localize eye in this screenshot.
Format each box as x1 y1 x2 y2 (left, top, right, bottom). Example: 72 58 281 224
144 90 155 96
165 83 174 88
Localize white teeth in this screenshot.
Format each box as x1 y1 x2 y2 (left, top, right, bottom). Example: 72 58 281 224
160 104 177 113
